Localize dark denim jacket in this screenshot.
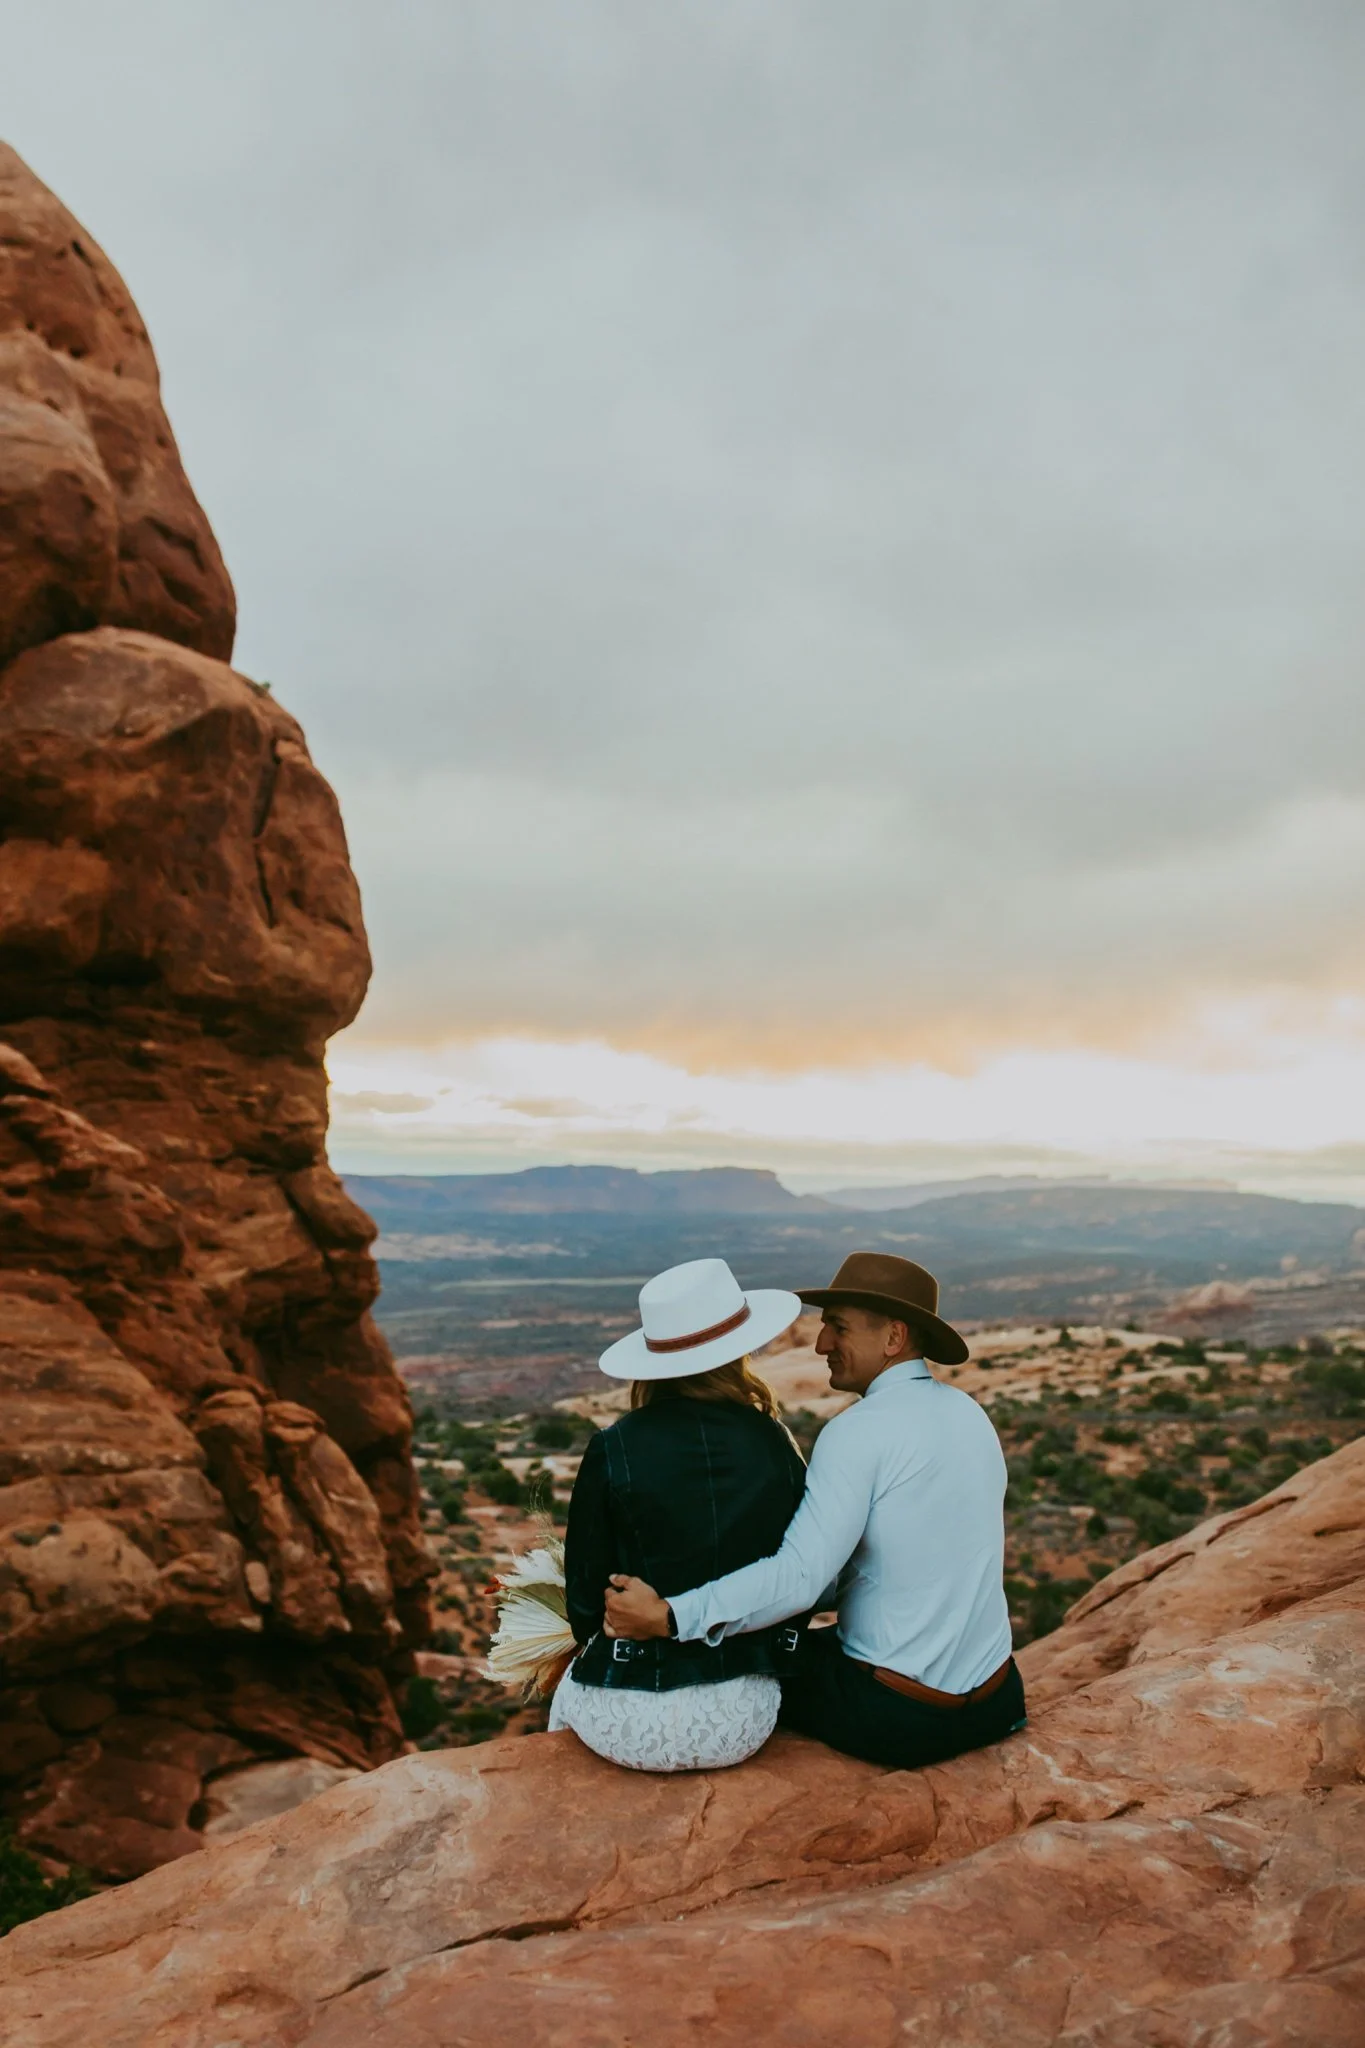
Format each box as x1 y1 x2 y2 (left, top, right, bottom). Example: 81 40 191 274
564 1394 808 1692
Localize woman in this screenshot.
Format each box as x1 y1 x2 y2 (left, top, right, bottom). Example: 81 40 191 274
549 1256 806 1772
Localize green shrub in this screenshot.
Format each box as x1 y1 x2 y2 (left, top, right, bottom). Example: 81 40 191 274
440 1703 512 1744
483 1463 525 1507
1133 1505 1176 1545
1301 1358 1365 1414
401 1676 446 1742
0 1827 92 1936
1007 1574 1090 1644
1218 1482 1262 1509
1005 1460 1035 1507
1037 1425 1077 1454
461 1446 501 1475
438 1419 496 1451
531 1415 575 1449
1048 1454 1108 1505
1131 1467 1203 1513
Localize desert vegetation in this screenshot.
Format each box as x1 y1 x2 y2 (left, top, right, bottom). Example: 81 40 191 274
984 1335 1363 1640
402 1409 596 1746
0 1828 92 1938
401 1329 1365 1747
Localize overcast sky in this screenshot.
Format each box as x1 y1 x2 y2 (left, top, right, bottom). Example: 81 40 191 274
6 4 1365 1189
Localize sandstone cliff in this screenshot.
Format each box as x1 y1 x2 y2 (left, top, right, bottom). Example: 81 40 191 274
1 1436 1361 2044
0 142 433 1883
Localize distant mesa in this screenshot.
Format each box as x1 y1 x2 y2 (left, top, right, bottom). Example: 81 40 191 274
346 1163 832 1220
821 1171 1241 1210
353 1168 1365 1384
348 1164 1363 1266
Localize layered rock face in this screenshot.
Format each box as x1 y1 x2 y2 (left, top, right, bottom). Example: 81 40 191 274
2 1439 1361 2044
0 143 432 1881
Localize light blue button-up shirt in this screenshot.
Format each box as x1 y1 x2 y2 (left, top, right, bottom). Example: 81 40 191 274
668 1358 1013 1691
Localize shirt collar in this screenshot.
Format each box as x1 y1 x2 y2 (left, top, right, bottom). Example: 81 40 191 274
865 1357 933 1398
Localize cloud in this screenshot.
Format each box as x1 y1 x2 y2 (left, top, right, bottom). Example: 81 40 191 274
338 773 1365 1066
327 1025 1365 1202
6 2 1365 1087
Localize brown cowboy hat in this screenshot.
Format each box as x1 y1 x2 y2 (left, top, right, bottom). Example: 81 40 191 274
799 1252 970 1366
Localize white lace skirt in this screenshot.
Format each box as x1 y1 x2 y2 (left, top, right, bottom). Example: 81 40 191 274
549 1670 781 1773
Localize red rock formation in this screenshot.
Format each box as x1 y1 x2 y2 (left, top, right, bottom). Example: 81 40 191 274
0 143 433 1882
1 1440 1360 2043
0 146 234 669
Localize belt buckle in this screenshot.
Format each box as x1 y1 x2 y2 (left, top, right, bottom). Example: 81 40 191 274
611 1637 635 1663
776 1626 800 1654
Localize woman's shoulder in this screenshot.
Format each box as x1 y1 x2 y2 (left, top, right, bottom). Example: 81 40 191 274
636 1401 801 1463
608 1399 786 1441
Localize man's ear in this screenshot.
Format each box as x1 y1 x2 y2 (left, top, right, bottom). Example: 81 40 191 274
888 1318 911 1358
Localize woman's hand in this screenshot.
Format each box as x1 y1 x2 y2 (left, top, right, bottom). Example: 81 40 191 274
603 1574 671 1639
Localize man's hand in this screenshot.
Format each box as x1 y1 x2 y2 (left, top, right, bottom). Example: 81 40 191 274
603 1574 671 1640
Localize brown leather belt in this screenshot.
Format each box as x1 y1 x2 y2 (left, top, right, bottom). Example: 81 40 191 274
854 1654 1013 1709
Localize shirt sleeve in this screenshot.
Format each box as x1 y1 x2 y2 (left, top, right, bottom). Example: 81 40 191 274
668 1410 877 1643
562 1429 613 1645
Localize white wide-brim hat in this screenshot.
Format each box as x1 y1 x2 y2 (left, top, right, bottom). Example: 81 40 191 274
599 1257 802 1381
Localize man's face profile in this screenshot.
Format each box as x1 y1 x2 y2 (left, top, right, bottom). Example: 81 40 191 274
816 1306 911 1395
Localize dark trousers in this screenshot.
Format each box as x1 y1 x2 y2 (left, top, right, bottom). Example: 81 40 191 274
777 1626 1027 1770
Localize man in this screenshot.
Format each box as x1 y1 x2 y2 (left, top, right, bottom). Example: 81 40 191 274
603 1252 1025 1770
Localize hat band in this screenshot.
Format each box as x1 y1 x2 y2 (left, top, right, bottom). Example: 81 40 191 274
644 1303 751 1355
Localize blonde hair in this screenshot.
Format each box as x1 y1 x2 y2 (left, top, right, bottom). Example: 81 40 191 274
630 1354 781 1421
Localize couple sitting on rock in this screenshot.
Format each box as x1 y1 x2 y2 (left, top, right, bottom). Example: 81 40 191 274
548 1253 1026 1772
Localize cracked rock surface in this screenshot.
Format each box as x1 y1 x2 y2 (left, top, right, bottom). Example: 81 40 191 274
2 1440 1361 2044
0 142 433 1883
